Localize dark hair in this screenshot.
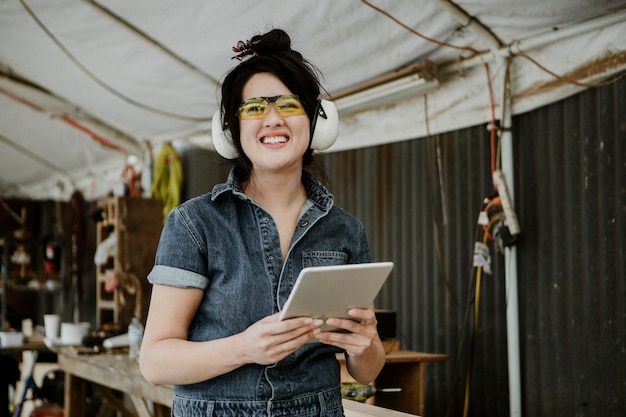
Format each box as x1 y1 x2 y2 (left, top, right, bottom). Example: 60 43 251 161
220 29 325 183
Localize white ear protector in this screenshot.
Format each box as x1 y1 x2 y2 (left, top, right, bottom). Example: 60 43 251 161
310 99 339 152
211 99 338 159
211 109 239 159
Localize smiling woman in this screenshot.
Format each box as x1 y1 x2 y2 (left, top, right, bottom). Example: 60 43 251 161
138 28 386 417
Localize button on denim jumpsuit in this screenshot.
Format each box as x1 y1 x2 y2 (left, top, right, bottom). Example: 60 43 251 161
148 169 372 417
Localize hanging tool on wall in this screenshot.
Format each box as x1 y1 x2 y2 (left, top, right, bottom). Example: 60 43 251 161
151 142 182 220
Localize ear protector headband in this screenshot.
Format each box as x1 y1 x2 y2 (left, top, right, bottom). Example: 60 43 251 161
211 99 338 159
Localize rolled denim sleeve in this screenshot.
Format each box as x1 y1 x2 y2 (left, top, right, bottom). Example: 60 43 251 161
147 206 210 289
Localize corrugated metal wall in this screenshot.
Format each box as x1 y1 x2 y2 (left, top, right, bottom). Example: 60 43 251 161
513 77 625 416
320 75 625 416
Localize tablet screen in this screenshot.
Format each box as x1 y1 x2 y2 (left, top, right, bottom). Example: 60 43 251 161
278 262 393 332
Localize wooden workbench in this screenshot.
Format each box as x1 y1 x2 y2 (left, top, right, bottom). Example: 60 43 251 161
57 348 171 417
338 350 448 416
57 348 428 417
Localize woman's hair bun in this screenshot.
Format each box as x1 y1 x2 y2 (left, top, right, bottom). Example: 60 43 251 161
232 29 299 61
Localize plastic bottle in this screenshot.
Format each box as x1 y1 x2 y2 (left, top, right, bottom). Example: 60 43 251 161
128 317 144 360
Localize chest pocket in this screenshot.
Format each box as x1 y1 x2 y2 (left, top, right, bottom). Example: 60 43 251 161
302 251 348 268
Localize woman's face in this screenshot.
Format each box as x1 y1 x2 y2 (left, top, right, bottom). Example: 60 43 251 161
239 72 310 175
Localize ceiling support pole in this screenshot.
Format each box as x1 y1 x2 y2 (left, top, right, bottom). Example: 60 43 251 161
500 60 522 417
439 2 524 414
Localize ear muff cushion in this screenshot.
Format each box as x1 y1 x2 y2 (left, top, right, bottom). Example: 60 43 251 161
211 109 238 159
311 99 338 151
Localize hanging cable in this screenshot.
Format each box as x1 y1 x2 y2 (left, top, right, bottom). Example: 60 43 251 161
362 0 626 95
424 95 462 307
361 0 480 55
463 214 502 417
483 63 498 174
87 0 221 87
360 0 499 177
0 85 129 154
517 52 626 88
18 0 210 122
0 130 75 181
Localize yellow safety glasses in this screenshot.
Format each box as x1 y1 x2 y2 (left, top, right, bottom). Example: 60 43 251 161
237 95 307 120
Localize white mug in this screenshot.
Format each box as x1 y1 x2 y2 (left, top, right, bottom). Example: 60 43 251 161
43 314 60 340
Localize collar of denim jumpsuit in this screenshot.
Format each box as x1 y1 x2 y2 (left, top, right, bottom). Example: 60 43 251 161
211 168 334 212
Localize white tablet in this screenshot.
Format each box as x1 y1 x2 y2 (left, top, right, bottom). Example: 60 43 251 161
278 262 394 332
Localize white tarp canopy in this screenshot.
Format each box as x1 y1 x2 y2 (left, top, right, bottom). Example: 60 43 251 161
1 0 625 200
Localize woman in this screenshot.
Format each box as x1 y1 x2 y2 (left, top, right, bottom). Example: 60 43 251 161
139 28 385 417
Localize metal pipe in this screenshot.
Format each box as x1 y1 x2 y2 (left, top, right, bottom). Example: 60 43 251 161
440 9 626 75
438 3 524 414
500 61 522 417
331 5 624 103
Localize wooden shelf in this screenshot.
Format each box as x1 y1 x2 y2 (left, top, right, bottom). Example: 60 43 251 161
94 197 163 329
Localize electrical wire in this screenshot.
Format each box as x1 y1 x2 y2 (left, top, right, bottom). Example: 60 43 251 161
424 95 462 307
359 3 625 415
359 5 503 415
361 0 479 55
87 0 220 86
463 263 482 417
0 85 129 154
445 215 490 417
0 199 25 225
518 52 626 88
0 130 75 181
497 58 514 173
18 0 210 122
360 0 498 176
483 63 498 174
481 196 502 241
462 215 501 417
362 0 626 103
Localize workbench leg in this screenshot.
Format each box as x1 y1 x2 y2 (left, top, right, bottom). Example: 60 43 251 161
131 395 157 417
96 387 135 417
154 404 171 417
417 363 426 417
63 372 86 417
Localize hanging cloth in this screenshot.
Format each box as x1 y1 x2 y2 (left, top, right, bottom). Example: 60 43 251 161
151 142 183 220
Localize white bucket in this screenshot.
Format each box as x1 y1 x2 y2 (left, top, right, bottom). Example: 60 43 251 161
60 322 90 345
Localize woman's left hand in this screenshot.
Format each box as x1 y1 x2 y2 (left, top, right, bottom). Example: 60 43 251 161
315 306 386 384
314 307 379 357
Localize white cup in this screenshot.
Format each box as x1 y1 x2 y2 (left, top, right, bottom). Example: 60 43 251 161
43 314 60 339
22 318 33 337
60 322 90 345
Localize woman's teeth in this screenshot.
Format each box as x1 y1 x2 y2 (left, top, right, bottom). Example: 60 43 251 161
261 136 288 144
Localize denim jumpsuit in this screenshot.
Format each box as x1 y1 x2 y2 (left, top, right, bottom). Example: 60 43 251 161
147 169 372 417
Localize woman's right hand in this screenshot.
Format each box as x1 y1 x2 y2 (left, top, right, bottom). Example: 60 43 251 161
239 313 323 365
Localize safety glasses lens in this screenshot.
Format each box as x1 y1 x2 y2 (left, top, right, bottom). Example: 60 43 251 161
238 95 306 120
